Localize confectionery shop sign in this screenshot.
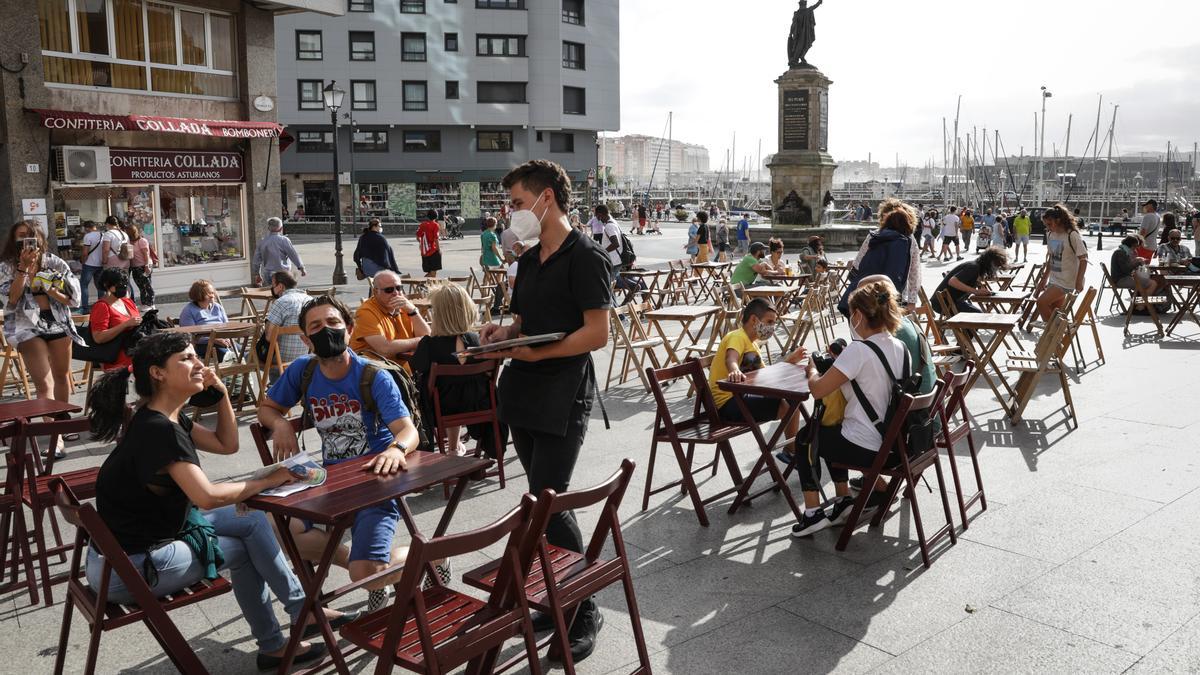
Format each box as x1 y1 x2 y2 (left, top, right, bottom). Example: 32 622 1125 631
109 149 244 183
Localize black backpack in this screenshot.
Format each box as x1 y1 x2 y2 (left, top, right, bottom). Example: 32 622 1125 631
298 354 432 453
848 339 936 459
618 231 637 267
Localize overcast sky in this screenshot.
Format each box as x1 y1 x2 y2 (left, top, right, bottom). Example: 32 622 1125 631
616 0 1200 171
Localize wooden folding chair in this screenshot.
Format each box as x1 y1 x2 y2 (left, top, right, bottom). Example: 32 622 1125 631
932 363 987 529
1005 311 1076 425
17 416 99 605
428 360 506 489
605 305 664 392
1123 278 1167 337
463 460 652 675
50 480 233 675
643 359 752 527
1096 262 1129 315
1072 287 1105 368
258 324 305 398
1062 287 1102 373
0 329 32 400
195 323 261 416
341 495 546 675
831 385 958 569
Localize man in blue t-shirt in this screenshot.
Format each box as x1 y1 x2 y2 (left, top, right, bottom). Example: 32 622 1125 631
259 296 421 609
736 214 751 255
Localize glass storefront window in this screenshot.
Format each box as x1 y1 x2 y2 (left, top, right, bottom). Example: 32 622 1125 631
51 186 156 261
158 185 244 267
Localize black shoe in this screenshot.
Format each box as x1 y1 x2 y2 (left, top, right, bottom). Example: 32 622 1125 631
858 489 890 521
531 609 557 632
791 509 831 538
826 496 857 526
848 476 864 494
559 600 604 664
256 641 327 671
303 608 364 638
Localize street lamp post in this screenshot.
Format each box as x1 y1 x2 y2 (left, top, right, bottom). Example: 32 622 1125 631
1038 86 1052 209
324 81 348 285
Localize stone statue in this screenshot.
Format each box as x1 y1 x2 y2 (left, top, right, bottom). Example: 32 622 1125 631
787 0 823 68
775 190 813 226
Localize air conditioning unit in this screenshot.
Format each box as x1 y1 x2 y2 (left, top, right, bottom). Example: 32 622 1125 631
55 146 111 184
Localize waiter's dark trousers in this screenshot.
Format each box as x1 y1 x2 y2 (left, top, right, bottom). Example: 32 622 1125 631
510 397 591 554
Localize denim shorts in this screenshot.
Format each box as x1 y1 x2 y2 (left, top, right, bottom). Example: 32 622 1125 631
301 500 401 563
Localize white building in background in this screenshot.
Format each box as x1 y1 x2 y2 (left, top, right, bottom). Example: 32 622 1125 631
603 134 710 183
275 0 619 221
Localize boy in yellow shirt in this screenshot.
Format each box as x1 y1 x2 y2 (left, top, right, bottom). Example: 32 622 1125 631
707 298 806 440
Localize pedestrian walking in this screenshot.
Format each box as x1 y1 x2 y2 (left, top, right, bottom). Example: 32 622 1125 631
416 210 442 278
123 223 157 308
252 217 306 285
78 220 103 312
353 217 399 278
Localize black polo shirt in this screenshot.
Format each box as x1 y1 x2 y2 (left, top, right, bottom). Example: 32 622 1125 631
500 228 612 434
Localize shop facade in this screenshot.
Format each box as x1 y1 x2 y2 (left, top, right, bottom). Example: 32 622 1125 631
0 0 342 295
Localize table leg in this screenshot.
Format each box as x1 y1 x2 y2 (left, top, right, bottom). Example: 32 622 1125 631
955 327 1017 416
727 396 808 520
1167 287 1200 335
270 515 351 675
650 319 681 367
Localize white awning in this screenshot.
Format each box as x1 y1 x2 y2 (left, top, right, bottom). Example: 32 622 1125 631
245 0 344 16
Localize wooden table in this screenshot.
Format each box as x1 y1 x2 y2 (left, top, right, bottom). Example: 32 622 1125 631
410 297 433 321
743 285 796 309
1164 275 1200 335
401 277 437 297
943 313 1022 417
245 451 491 674
163 321 253 336
619 268 668 306
971 290 1029 312
759 273 810 286
719 362 811 521
643 305 721 367
0 398 81 425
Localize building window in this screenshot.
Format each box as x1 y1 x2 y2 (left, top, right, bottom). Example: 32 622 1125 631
350 31 375 61
349 0 373 10
298 79 324 110
478 81 527 104
400 0 425 12
403 81 428 111
39 0 238 98
476 0 524 8
445 81 459 99
404 131 442 152
401 33 427 61
563 86 586 115
297 130 334 152
476 35 526 57
445 33 458 51
351 80 377 110
562 0 584 24
296 31 322 60
550 132 575 153
562 41 584 69
478 131 514 152
353 130 389 152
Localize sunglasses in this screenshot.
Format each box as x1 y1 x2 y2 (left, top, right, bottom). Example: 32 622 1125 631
376 285 402 294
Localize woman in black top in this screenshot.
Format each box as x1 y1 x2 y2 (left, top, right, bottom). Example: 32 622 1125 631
352 217 398 278
933 247 1008 315
410 282 498 457
86 333 352 670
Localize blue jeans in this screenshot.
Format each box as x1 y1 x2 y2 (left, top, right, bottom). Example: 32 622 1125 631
79 264 102 311
85 507 304 653
359 258 385 278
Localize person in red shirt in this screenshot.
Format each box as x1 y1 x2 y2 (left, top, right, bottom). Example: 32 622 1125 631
88 268 141 371
416 210 442 278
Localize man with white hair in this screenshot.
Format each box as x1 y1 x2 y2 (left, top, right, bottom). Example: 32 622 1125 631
252 217 306 285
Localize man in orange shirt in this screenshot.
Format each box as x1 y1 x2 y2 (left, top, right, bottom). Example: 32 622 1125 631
416 210 441 278
349 270 430 368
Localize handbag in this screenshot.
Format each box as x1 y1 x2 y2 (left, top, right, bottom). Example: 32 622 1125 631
355 266 366 281
72 324 126 365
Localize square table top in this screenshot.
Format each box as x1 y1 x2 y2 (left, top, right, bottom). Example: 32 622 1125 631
943 312 1022 330
971 290 1030 302
0 399 81 424
644 305 721 320
691 262 731 269
164 321 254 336
718 362 811 400
1164 275 1200 285
621 268 666 277
743 285 793 295
244 451 490 524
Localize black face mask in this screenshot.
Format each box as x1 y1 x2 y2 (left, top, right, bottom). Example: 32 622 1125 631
270 286 281 299
308 326 347 359
112 284 128 298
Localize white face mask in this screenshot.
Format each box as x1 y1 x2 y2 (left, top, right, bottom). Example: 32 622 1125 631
508 192 548 241
850 313 864 340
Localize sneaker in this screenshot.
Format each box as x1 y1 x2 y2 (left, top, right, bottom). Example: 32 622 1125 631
774 450 795 470
366 586 391 613
422 560 453 590
826 496 857 526
531 609 558 633
858 489 891 521
554 599 604 665
791 509 831 538
256 641 327 671
848 476 864 494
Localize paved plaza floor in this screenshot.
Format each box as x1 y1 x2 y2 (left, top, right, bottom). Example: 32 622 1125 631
4 222 1200 673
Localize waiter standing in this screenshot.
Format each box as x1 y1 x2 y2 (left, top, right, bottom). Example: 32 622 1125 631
478 160 611 663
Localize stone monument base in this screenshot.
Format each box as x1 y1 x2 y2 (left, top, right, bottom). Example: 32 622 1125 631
763 223 874 252
768 66 837 227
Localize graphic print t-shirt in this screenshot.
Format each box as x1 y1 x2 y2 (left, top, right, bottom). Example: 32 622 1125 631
267 354 410 465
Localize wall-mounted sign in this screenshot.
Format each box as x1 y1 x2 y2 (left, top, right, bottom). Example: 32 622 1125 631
108 149 244 183
781 90 810 151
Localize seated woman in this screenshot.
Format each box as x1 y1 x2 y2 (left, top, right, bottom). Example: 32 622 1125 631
931 247 1008 315
798 235 827 272
179 280 229 361
89 268 141 372
755 237 789 281
409 282 500 458
791 280 909 538
1111 233 1166 299
86 333 355 670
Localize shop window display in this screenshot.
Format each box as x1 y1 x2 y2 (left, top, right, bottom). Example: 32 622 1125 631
158 185 244 267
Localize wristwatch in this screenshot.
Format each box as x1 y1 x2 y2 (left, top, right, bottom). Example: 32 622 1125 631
389 440 409 454
405 309 418 317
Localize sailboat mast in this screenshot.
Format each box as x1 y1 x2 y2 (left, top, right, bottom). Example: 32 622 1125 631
1100 105 1118 226
666 111 673 202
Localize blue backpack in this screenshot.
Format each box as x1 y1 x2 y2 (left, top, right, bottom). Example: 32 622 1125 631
838 230 912 316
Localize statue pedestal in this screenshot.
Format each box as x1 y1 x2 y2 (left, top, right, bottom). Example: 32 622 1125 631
768 66 837 227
